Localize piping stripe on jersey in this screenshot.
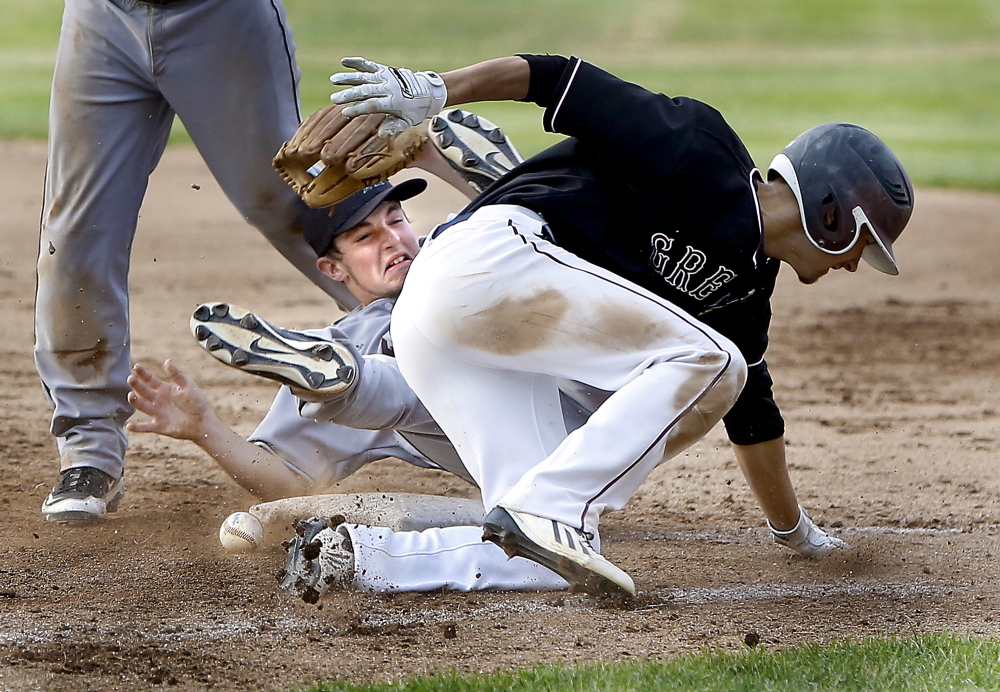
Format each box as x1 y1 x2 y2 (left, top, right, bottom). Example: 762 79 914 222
748 168 766 268
548 57 583 133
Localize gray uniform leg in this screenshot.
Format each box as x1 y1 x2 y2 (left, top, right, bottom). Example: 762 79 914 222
36 0 353 498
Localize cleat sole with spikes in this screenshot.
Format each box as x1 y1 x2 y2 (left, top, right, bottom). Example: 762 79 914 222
190 302 357 397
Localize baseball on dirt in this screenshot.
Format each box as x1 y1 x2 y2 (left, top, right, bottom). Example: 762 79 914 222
219 512 264 553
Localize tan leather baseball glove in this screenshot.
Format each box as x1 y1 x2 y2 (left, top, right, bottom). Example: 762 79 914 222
273 104 429 209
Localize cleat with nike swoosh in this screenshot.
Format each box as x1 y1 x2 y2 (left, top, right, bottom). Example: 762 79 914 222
190 302 358 397
428 109 524 194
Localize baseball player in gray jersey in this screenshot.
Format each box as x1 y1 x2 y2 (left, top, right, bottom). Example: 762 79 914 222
127 115 580 593
38 0 359 523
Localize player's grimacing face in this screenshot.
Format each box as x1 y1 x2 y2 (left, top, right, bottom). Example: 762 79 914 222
320 201 420 305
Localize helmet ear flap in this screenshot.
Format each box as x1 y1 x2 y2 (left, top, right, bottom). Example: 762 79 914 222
820 194 839 234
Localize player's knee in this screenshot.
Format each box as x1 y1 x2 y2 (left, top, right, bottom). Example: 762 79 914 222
723 344 748 395
241 193 303 242
722 345 748 400
697 343 746 421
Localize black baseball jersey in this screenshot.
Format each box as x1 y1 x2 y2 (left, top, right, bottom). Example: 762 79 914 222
462 55 783 445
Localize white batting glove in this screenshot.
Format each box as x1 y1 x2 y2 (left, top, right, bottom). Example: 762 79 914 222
768 506 849 557
330 57 447 136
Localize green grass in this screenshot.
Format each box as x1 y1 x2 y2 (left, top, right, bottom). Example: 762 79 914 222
4 0 1000 189
298 633 1000 691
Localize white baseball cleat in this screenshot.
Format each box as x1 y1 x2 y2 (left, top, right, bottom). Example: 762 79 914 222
428 109 523 193
482 506 636 597
768 506 849 557
277 516 354 603
190 302 358 398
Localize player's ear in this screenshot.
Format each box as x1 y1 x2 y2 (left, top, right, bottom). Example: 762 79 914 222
317 255 348 282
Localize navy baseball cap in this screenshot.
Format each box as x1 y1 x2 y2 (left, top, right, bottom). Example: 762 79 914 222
305 178 428 257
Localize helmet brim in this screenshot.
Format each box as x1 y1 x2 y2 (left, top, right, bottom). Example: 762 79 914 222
861 230 899 276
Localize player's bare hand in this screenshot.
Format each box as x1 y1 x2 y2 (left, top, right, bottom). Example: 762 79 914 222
330 56 447 136
126 360 212 442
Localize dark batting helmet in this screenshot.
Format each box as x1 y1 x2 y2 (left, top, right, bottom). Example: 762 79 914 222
767 123 914 275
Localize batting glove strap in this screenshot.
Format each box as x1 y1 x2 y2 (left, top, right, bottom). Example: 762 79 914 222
768 506 849 558
331 57 447 136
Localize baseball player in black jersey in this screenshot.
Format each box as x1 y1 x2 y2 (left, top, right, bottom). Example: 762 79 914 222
324 54 914 596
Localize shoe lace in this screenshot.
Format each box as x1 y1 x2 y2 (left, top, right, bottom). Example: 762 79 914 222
61 467 90 490
58 467 106 493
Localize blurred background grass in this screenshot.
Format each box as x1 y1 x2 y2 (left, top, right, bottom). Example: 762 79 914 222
3 0 998 190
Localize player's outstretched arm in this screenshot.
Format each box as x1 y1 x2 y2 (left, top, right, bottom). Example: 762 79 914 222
732 437 800 528
126 360 314 501
439 56 531 107
733 437 848 557
330 56 530 132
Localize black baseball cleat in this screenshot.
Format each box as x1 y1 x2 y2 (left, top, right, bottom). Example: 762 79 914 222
190 302 357 397
428 109 523 193
482 506 636 597
41 466 125 523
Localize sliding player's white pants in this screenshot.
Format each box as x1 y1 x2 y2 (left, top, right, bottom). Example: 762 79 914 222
343 524 571 592
392 205 747 533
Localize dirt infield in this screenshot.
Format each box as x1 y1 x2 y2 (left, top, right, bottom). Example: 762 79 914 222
1 140 998 691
